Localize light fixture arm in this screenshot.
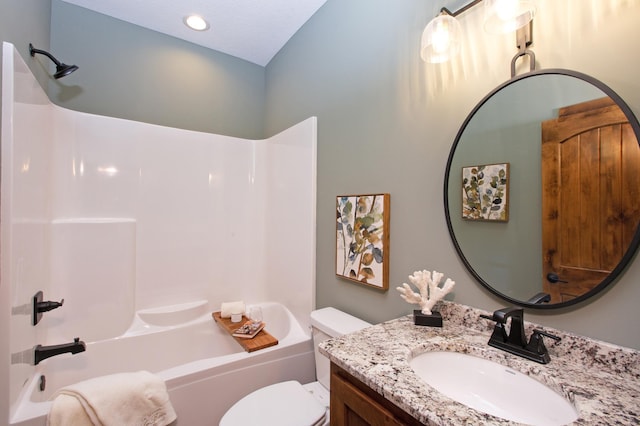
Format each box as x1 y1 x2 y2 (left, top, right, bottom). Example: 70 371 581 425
439 0 484 18
510 21 535 78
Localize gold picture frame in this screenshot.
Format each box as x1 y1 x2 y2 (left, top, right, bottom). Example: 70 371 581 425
335 193 390 290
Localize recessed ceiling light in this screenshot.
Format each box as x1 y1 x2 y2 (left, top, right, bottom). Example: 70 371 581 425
184 15 209 31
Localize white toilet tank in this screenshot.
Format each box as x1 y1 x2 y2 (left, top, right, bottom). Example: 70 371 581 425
310 307 371 390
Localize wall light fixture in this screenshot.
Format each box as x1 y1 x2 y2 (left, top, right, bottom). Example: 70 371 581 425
421 0 536 64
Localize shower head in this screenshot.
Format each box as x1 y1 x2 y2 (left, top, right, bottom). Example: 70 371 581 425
29 43 78 79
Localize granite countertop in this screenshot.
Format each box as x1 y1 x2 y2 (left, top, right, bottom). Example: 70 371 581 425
319 302 640 425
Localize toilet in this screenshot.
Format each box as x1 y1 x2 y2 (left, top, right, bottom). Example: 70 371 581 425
219 307 372 426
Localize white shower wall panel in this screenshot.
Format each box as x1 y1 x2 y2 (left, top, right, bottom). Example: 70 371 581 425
262 122 317 330
47 219 136 343
12 104 53 220
2 44 54 417
195 137 268 307
0 43 51 421
47 106 289 311
51 108 140 219
10 101 52 325
133 126 265 308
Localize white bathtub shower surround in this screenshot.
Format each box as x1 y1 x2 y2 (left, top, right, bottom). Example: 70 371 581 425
10 302 315 426
46 92 317 323
2 42 317 424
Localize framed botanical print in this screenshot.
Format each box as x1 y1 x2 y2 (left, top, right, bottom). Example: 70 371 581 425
336 193 390 290
462 163 509 222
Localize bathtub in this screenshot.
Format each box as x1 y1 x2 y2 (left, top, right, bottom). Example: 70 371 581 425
10 302 316 426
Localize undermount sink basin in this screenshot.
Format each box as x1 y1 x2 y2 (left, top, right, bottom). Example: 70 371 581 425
409 351 578 426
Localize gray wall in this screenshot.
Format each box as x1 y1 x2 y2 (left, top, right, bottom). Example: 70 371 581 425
265 0 640 350
0 0 52 419
0 0 52 88
49 0 266 139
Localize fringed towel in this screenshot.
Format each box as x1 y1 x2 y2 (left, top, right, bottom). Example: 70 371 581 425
47 370 177 426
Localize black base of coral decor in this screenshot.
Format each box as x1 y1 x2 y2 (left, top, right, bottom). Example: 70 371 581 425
413 310 442 327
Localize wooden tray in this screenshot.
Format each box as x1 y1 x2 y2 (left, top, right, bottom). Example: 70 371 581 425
212 311 278 353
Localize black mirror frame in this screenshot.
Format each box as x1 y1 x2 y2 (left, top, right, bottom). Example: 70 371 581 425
443 68 640 309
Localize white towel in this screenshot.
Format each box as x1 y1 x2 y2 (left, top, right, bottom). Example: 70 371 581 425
47 370 177 426
220 301 245 318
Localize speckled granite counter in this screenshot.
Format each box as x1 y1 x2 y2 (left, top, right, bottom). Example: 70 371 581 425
320 302 640 425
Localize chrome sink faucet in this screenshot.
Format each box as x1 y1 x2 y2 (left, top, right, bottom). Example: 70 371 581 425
481 307 560 364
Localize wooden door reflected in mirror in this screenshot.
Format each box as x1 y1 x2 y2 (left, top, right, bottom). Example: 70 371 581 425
541 97 640 303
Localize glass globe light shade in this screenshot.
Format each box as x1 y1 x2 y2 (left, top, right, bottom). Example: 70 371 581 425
421 14 462 63
483 0 536 34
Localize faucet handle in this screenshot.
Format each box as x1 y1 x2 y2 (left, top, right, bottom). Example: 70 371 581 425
480 313 509 343
528 329 561 354
532 329 561 341
492 307 524 323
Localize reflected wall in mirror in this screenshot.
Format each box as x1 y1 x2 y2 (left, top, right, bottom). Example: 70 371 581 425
444 69 640 309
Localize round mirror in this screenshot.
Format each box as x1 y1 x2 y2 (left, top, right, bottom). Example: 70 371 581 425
444 69 640 309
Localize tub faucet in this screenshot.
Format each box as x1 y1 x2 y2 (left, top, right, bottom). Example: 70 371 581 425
480 307 560 364
33 337 86 365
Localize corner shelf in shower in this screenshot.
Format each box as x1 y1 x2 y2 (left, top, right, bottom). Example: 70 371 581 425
212 312 278 352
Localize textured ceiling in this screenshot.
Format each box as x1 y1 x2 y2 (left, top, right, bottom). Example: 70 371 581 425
60 0 328 67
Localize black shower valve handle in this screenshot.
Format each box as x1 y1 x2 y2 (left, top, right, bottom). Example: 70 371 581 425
32 291 65 325
36 298 64 313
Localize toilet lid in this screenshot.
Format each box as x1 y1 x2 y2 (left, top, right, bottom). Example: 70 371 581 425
220 381 327 426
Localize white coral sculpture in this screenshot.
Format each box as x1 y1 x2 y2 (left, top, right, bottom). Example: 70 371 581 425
396 270 456 315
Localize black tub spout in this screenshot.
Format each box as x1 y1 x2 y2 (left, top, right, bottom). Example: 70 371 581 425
34 337 86 365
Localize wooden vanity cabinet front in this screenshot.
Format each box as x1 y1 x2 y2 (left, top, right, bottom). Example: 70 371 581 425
330 363 423 426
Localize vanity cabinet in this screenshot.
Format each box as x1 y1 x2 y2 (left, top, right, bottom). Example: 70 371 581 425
330 363 422 426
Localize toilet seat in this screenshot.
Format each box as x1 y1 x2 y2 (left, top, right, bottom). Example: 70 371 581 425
219 380 327 426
